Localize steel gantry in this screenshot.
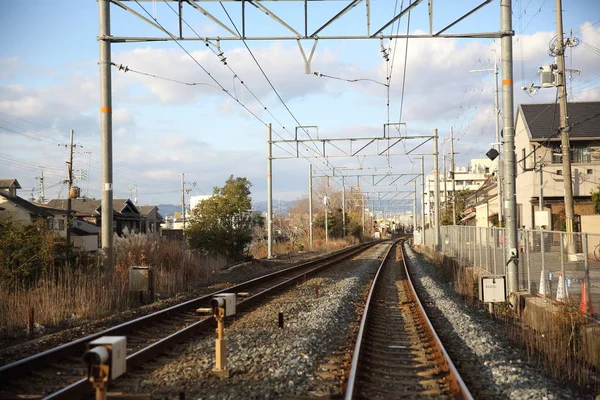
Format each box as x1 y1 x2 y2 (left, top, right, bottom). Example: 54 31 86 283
98 0 518 303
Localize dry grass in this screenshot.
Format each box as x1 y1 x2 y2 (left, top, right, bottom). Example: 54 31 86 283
249 236 359 259
505 299 598 387
414 245 599 388
0 234 225 339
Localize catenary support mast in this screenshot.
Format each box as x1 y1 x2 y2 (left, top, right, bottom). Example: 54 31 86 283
99 0 114 270
501 0 518 297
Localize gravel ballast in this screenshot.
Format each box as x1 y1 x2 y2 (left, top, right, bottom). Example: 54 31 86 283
404 242 594 400
109 244 388 399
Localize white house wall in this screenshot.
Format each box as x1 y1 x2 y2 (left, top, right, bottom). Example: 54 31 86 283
515 110 600 229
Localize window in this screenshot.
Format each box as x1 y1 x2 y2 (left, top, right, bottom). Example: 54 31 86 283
587 169 593 175
58 219 65 231
549 143 592 164
485 167 490 174
556 169 562 176
48 219 54 230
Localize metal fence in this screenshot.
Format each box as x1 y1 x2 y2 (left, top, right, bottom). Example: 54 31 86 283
421 226 598 318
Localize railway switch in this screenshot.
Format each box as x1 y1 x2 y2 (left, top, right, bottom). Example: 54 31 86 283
197 292 249 378
83 336 127 399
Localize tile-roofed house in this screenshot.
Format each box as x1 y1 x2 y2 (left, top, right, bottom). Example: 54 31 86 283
45 198 143 236
0 179 22 197
519 102 599 140
0 190 54 224
514 101 600 230
45 198 163 236
139 205 164 235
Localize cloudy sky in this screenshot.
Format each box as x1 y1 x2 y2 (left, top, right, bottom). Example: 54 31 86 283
1 0 599 209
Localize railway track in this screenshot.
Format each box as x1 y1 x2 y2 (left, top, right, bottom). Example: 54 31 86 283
345 240 472 399
0 242 376 400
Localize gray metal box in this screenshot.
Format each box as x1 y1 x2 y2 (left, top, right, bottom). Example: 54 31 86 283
216 293 236 316
129 266 153 292
89 336 127 379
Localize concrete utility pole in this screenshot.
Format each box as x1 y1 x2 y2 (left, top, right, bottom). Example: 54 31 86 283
66 129 74 246
99 0 114 270
308 164 313 250
267 123 273 258
433 129 441 251
450 128 457 225
555 0 576 252
501 0 519 296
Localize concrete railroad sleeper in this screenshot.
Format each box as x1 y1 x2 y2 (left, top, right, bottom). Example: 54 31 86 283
345 240 472 399
0 241 376 400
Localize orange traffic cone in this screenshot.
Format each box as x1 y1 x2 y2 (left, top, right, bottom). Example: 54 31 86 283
580 278 595 315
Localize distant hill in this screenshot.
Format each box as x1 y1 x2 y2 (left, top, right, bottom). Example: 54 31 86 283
156 204 180 217
156 200 299 217
253 200 298 214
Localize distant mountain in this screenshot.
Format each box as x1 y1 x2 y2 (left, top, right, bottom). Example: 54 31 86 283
156 204 180 217
156 200 299 217
253 200 298 214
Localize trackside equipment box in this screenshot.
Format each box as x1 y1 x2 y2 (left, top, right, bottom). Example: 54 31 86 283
89 336 127 379
479 275 507 303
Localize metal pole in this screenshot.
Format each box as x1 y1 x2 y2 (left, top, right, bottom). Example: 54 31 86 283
556 0 576 254
325 202 328 249
342 176 346 238
525 230 531 292
99 0 114 270
309 164 313 250
583 233 591 313
494 58 503 223
433 129 441 251
540 226 546 295
450 128 457 225
181 173 186 230
443 152 448 214
66 129 74 246
362 197 365 237
267 123 273 258
413 180 417 233
420 156 426 246
539 158 544 217
501 0 518 297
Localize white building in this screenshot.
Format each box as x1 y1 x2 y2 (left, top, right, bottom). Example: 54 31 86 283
189 195 212 212
424 158 496 224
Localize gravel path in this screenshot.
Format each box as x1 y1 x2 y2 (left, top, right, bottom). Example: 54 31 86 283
109 243 389 399
404 242 595 400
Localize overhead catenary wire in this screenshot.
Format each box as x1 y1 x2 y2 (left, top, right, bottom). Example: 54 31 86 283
132 0 347 187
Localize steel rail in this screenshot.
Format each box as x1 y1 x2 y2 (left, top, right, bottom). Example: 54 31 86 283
345 240 473 399
400 241 472 399
1 242 377 399
345 240 397 399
